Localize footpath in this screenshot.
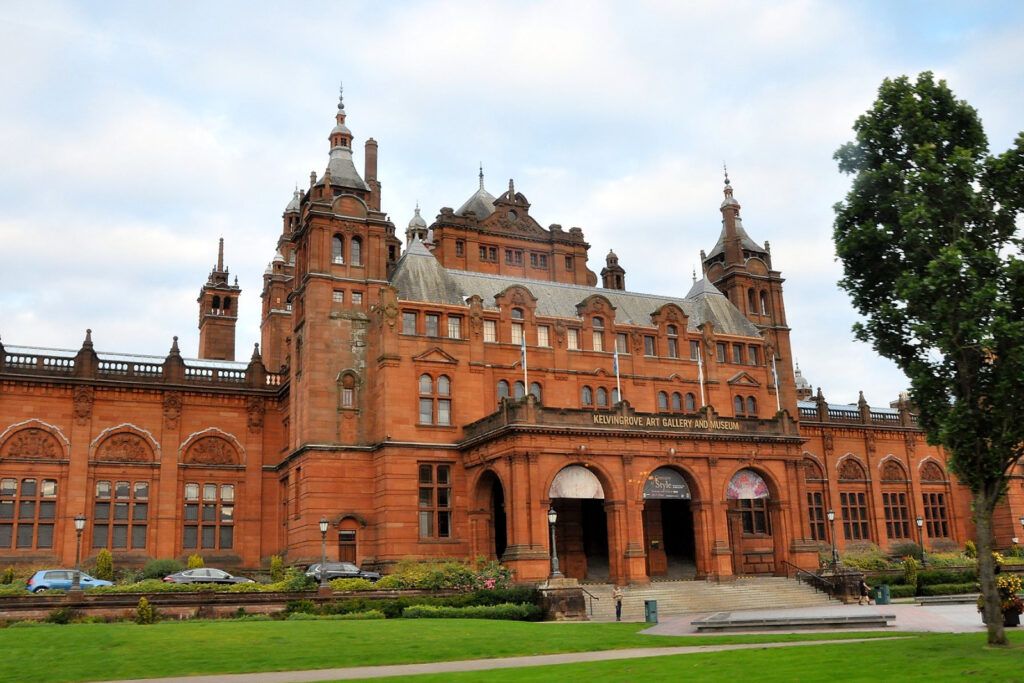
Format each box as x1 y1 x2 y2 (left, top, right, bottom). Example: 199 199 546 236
103 602 987 683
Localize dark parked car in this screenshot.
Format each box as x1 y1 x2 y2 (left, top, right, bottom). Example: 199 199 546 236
26 570 113 592
305 562 381 582
162 568 254 584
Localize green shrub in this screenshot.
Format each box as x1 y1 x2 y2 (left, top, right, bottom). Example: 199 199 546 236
44 607 77 625
927 552 974 567
187 554 204 569
1 567 15 584
865 573 906 586
0 584 27 596
841 546 890 571
918 569 976 586
135 597 157 625
233 614 273 622
284 599 318 615
143 558 183 580
90 579 191 594
964 540 977 558
227 581 262 592
94 549 114 582
888 584 918 599
336 609 386 620
401 603 542 620
918 582 978 596
903 557 919 590
274 567 314 592
330 577 376 591
374 574 404 590
889 541 922 559
269 555 285 582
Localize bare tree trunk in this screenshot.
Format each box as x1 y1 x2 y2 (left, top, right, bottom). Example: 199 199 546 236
976 487 1007 646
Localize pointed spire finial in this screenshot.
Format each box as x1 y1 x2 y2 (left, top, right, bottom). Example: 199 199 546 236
338 82 345 111
723 162 730 187
251 342 261 361
692 267 697 284
82 329 94 350
479 163 485 190
169 336 181 356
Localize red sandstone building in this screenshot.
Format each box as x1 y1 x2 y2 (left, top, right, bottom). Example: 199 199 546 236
1 91 1019 583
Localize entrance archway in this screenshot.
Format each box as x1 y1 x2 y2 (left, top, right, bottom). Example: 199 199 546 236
473 471 507 561
549 465 609 581
726 468 775 575
642 467 697 579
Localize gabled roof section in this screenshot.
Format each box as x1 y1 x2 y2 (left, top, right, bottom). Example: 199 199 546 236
388 239 466 306
412 347 459 364
685 277 762 337
727 371 761 386
705 217 767 260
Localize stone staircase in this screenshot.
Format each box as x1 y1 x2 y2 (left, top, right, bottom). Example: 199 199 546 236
581 577 834 622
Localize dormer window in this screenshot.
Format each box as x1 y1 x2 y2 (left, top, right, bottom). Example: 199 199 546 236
667 324 678 358
592 317 604 352
511 308 524 320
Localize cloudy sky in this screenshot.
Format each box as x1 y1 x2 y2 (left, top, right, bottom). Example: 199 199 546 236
2 1 1022 407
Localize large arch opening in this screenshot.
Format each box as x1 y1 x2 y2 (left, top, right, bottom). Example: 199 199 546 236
549 464 609 582
473 471 507 561
726 468 775 575
642 467 697 579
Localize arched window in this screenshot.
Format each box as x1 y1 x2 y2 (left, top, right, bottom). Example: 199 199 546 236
685 392 696 411
734 396 745 414
530 382 542 401
880 459 910 540
611 388 619 404
657 391 669 410
838 457 871 541
418 374 451 425
511 308 524 320
223 297 232 312
332 234 345 264
212 295 221 312
582 386 593 406
746 396 757 415
497 380 510 400
667 324 678 358
340 373 357 408
671 392 682 411
747 288 756 312
351 236 363 266
760 291 768 315
596 387 608 407
920 461 950 539
726 469 770 535
513 381 525 399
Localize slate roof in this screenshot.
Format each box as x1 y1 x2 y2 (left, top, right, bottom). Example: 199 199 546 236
389 240 762 337
705 216 767 260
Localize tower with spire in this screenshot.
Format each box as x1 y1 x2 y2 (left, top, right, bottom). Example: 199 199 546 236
601 249 626 290
701 168 797 414
198 238 241 360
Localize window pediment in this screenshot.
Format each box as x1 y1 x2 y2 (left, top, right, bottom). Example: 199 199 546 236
412 347 459 364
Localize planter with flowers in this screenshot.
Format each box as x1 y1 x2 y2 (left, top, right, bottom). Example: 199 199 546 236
979 572 1023 627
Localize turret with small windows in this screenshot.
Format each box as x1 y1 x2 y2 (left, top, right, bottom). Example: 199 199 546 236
197 238 241 361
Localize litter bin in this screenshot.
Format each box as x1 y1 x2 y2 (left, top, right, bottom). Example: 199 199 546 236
644 599 658 623
873 584 890 605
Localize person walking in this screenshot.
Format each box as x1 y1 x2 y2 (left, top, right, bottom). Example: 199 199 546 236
858 576 872 605
613 584 624 621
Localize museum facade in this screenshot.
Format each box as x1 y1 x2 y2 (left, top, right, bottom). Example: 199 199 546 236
2 91 1016 584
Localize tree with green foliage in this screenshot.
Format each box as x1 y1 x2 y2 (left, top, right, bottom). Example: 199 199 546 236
833 71 1024 646
94 549 114 581
269 555 284 583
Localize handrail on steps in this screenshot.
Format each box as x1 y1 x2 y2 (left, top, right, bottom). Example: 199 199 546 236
579 587 600 617
779 559 838 596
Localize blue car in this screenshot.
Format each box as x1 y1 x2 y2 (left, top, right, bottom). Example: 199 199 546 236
26 569 113 593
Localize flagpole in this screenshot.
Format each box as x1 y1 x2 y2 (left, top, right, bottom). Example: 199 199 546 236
521 334 528 391
696 345 706 408
771 354 781 412
614 345 621 402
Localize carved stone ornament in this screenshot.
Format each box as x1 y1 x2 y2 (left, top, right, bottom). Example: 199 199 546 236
97 433 153 463
185 437 237 466
822 433 834 455
511 289 526 305
920 461 946 483
880 460 907 482
377 287 399 329
73 386 94 425
904 432 917 454
247 396 265 431
803 458 824 480
163 392 182 430
468 296 483 339
838 458 866 481
553 320 566 345
866 435 877 454
2 428 60 460
629 329 643 353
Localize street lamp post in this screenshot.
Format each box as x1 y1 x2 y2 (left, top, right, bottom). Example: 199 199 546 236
547 507 562 579
71 514 86 593
826 509 839 567
915 515 927 567
318 517 329 589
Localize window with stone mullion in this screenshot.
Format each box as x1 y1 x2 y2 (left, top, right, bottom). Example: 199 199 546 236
0 477 56 550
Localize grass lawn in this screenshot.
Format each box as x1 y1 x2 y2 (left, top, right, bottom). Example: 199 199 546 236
0 620 898 682
347 632 1024 682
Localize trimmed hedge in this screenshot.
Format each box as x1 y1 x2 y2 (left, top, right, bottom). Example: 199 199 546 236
285 610 386 621
918 569 976 586
917 583 977 596
888 584 918 599
401 603 542 620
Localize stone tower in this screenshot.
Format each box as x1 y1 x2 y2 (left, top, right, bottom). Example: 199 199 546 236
197 238 241 360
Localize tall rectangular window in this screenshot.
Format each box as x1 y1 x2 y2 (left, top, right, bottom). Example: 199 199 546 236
716 343 727 362
94 480 149 550
690 340 700 360
738 499 769 534
882 492 909 539
332 290 345 303
418 464 452 539
183 482 234 550
483 320 497 343
567 329 580 350
537 325 550 347
455 240 464 256
616 333 628 353
732 343 743 364
923 492 950 537
807 491 826 541
565 255 574 270
425 314 440 337
402 312 417 335
840 491 870 541
592 331 603 351
0 477 56 550
748 346 760 365
447 317 462 339
644 335 656 356
511 322 524 345
352 291 363 305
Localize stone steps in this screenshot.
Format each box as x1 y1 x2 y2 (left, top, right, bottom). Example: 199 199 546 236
580 577 834 621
